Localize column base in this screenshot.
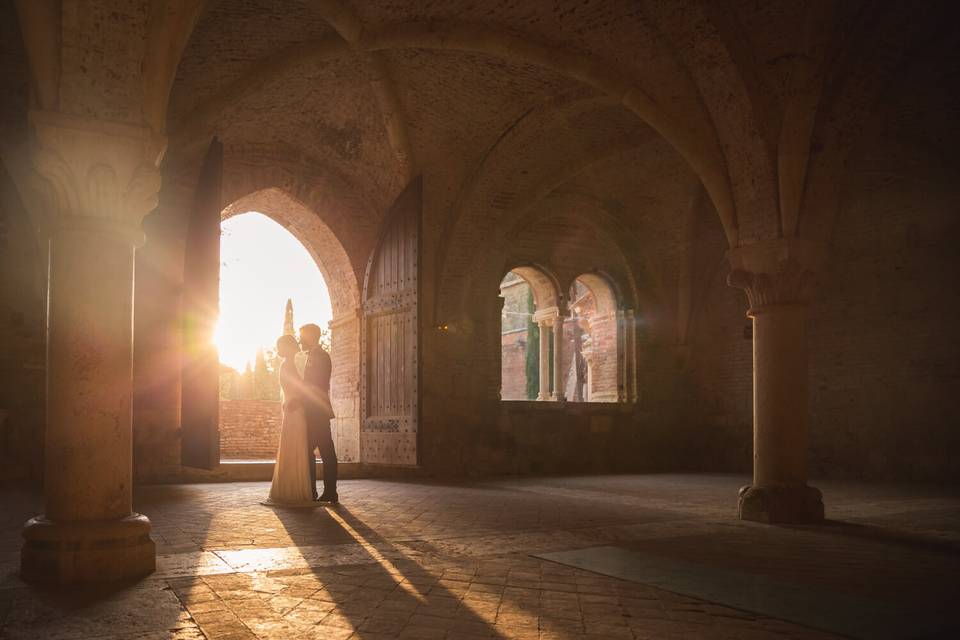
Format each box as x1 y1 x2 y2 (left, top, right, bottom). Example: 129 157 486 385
738 484 824 524
21 513 155 583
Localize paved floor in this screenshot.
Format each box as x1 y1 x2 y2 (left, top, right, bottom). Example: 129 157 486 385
0 474 958 639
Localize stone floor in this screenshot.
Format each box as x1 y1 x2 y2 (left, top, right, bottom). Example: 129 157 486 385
1 474 958 639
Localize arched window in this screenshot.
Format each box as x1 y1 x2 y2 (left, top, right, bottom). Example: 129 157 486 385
499 272 538 400
564 274 620 402
499 267 561 401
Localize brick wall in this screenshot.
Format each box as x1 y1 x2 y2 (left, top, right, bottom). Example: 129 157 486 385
3 3 956 486
219 400 282 460
500 330 528 400
584 313 618 402
132 182 366 480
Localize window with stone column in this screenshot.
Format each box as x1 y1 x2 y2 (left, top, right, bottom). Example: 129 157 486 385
498 267 560 401
565 274 621 402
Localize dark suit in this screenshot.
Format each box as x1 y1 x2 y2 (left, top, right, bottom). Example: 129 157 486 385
303 346 337 498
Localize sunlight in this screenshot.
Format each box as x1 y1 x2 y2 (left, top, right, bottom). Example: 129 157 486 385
215 212 332 371
324 508 426 603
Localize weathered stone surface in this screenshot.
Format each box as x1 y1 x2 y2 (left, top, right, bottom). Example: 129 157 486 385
0 0 955 538
3 475 960 639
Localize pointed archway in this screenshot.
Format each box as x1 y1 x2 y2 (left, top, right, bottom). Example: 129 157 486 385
219 188 362 464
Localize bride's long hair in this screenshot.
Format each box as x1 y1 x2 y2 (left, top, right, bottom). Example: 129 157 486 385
275 334 299 359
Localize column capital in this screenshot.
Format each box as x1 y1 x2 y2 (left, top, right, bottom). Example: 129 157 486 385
24 110 166 236
726 238 827 314
532 305 568 325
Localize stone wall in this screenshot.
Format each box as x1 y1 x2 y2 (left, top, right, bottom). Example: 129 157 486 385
219 400 282 460
2 1 956 486
500 330 528 400
0 169 45 483
684 52 960 482
329 314 361 464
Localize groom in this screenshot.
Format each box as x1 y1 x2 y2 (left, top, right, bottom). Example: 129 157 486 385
298 323 338 504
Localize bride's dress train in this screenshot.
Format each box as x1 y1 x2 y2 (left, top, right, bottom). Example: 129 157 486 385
267 359 314 505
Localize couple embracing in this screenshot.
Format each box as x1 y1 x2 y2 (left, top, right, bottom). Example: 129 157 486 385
267 323 339 506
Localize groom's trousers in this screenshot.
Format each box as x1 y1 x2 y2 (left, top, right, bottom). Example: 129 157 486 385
307 417 337 498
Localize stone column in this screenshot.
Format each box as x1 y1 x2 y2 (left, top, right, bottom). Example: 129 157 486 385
19 111 163 582
727 239 826 524
552 310 566 401
537 320 551 400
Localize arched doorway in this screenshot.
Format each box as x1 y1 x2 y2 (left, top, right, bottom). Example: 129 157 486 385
172 156 366 471
214 211 332 461
218 188 363 465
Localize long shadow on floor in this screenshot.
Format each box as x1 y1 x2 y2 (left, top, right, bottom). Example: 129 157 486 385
265 503 509 638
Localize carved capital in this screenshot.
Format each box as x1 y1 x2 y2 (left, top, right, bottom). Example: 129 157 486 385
726 238 827 314
24 111 165 236
532 304 568 325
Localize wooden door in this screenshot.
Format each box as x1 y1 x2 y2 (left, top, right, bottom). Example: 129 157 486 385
180 138 222 469
360 177 421 465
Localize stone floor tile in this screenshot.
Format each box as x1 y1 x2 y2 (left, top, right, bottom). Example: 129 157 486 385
3 475 958 639
397 625 449 639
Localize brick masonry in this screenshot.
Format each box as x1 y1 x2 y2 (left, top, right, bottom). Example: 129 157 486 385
0 2 957 485
500 330 527 400
219 399 282 461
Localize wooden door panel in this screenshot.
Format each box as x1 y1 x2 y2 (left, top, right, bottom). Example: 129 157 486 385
181 138 222 470
361 177 421 466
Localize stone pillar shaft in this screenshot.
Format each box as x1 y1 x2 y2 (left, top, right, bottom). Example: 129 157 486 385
18 110 162 583
537 321 550 400
552 315 565 401
45 226 136 521
728 239 826 524
752 304 809 487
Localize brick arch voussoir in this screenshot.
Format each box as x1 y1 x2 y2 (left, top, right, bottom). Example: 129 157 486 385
220 173 362 320
500 264 562 314
569 272 621 317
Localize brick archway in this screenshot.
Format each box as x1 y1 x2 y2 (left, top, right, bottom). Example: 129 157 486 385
218 187 364 463
568 273 621 403
222 188 360 319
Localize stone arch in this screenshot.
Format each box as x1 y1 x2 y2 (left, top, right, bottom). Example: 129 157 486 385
221 187 359 320
435 96 660 324
506 265 562 312
572 272 620 317
498 264 562 402
218 185 364 464
567 272 624 403
517 197 649 318
460 194 651 337
218 153 380 307
171 21 739 243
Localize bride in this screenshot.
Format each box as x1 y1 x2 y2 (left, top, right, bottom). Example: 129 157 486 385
266 334 315 505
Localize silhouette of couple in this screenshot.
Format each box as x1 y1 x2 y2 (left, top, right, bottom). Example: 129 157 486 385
266 323 338 506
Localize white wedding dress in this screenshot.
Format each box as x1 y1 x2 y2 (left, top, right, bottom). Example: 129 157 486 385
267 358 315 505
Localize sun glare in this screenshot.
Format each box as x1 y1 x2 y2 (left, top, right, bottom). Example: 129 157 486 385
215 212 332 371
